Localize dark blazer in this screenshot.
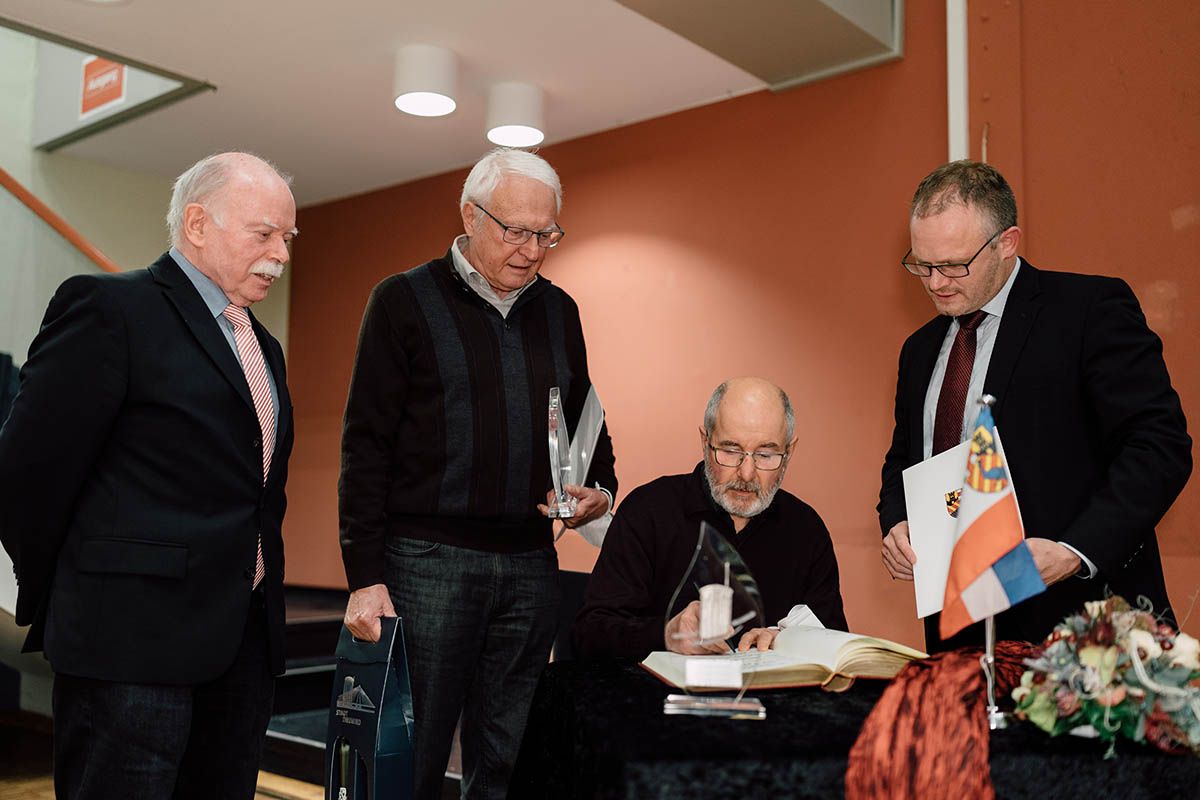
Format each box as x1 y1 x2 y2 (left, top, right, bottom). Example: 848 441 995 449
0 353 17 425
0 253 293 683
879 261 1191 646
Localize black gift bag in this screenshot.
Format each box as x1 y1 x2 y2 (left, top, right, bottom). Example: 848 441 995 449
325 617 415 799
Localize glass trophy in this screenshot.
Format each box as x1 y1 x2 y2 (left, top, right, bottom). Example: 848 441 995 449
547 385 608 521
547 387 576 518
662 521 767 720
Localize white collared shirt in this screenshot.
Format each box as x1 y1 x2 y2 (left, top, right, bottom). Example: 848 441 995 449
169 247 279 425
921 258 1022 459
450 234 538 318
919 257 1096 578
447 235 613 517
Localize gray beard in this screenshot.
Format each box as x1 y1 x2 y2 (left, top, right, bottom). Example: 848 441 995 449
703 458 784 522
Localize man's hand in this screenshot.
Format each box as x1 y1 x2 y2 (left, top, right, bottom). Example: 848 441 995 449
538 485 610 528
881 520 916 580
737 627 780 652
664 600 731 655
343 583 396 642
1026 538 1082 586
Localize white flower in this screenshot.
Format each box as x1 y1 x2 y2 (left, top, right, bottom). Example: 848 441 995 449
1079 665 1102 694
1085 600 1106 618
1169 632 1200 670
1111 610 1136 637
1127 628 1162 661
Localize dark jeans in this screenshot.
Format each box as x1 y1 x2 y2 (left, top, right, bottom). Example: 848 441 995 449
385 536 558 800
52 590 275 799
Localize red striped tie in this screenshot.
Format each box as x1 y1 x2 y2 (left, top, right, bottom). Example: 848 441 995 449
932 310 987 455
222 304 273 590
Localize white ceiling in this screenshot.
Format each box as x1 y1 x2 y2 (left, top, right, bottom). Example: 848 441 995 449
1 0 767 205
1 1 894 208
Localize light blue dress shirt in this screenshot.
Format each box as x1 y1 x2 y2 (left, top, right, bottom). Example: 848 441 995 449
169 247 280 431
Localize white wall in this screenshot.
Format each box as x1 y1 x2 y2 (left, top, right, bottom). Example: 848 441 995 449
0 27 292 365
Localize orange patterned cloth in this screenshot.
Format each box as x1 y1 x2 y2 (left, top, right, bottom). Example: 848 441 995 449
845 640 1036 800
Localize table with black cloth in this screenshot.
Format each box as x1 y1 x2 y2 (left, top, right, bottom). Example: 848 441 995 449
511 659 1200 799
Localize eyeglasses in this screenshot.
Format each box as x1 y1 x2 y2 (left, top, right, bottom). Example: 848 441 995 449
707 441 788 471
475 204 565 248
901 228 1004 278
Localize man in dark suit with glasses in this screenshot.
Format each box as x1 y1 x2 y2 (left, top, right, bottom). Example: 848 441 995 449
878 160 1191 651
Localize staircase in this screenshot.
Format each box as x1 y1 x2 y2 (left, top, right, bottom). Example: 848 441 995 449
261 586 347 786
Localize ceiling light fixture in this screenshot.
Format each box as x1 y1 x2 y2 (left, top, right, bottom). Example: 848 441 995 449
485 82 545 147
393 45 457 117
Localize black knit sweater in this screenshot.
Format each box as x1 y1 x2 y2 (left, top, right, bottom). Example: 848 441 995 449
338 252 616 590
571 463 847 661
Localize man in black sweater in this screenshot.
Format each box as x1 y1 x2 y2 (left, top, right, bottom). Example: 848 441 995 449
572 377 846 661
338 148 616 799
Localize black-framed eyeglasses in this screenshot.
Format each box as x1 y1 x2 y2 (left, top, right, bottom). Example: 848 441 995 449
706 441 788 471
901 228 1005 278
475 204 565 248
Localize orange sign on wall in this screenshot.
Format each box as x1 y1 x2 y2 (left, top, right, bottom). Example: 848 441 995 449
80 56 126 117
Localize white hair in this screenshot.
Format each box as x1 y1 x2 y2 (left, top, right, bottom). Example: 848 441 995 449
459 148 562 215
166 152 292 246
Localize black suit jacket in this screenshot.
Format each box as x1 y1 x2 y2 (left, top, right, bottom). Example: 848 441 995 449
0 253 293 683
879 262 1191 646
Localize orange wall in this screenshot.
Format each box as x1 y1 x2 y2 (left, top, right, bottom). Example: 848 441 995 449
284 0 1199 646
966 0 1200 634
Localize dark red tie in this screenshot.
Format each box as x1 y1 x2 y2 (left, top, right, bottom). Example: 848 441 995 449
932 310 987 455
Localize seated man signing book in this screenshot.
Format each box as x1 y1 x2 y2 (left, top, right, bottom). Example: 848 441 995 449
572 377 847 660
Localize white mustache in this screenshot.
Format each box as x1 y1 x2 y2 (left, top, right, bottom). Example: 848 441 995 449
723 480 762 496
251 261 284 279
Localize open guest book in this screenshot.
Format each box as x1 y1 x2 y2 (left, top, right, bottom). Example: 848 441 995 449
641 625 928 693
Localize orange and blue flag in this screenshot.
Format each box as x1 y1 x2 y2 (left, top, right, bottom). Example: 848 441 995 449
939 404 1045 640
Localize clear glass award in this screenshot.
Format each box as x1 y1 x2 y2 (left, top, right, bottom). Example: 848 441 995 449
569 386 605 487
547 385 609 522
662 521 767 719
547 387 576 518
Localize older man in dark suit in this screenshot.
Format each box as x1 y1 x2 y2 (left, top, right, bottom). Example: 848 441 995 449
878 160 1191 652
0 151 296 798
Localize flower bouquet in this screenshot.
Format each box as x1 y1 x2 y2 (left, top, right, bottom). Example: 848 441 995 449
1012 595 1200 757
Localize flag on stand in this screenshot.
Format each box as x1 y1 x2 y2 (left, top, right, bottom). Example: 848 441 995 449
939 403 1046 640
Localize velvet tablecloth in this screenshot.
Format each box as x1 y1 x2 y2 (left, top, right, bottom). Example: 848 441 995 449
511 659 1199 799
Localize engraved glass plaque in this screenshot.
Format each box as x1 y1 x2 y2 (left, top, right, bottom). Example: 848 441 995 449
662 521 767 719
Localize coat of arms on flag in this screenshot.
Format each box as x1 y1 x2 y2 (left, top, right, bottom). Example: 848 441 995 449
939 401 1046 640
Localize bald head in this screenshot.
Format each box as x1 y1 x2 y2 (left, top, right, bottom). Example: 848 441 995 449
700 378 797 527
169 151 297 307
703 377 794 443
167 152 293 247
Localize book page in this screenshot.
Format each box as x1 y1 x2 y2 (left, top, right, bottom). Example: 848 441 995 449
644 648 799 677
772 625 862 670
775 626 927 678
643 628 927 689
723 649 801 671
